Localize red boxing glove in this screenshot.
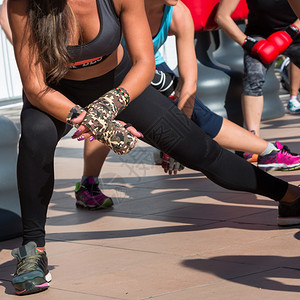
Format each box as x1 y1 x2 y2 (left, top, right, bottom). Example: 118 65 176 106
242 36 279 64
252 40 279 64
267 24 300 54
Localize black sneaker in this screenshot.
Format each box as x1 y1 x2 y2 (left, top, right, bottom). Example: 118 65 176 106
11 241 52 295
278 198 300 226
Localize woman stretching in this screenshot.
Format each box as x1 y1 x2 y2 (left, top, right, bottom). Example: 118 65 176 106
7 0 300 295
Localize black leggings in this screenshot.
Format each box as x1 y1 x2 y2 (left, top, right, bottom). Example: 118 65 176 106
18 51 288 247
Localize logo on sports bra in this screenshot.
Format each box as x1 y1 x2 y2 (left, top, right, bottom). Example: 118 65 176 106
69 56 107 69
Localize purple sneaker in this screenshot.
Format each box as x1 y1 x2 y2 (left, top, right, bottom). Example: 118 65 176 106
257 145 300 172
278 197 300 226
75 177 113 210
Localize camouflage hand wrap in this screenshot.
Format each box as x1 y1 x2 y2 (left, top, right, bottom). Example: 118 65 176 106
66 105 84 125
99 120 137 155
80 88 133 154
84 87 130 122
82 109 136 155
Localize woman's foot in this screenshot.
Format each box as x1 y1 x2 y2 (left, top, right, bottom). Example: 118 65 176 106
75 177 113 210
11 242 51 295
278 197 300 226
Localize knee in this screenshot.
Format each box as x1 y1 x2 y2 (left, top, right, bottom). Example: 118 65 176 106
243 74 265 97
19 112 60 157
243 53 266 96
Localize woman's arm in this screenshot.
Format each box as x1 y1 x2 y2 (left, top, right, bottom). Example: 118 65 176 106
170 1 197 119
0 0 12 43
117 0 155 100
8 0 76 122
215 0 246 46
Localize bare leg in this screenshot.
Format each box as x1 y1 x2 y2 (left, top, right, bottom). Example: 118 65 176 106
281 184 300 203
214 118 268 154
289 62 300 98
74 140 113 210
241 94 264 136
286 62 300 113
83 140 110 177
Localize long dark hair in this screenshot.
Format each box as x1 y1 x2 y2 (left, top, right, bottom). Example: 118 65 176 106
28 0 77 84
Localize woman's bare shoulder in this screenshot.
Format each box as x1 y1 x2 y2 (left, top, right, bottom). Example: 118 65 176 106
7 0 28 17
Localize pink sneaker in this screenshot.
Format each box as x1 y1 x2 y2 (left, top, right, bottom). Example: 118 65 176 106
257 143 300 172
274 141 299 156
75 177 113 210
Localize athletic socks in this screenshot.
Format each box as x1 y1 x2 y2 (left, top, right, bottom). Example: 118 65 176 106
260 142 278 157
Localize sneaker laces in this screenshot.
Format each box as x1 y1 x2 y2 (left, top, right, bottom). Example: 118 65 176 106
81 181 100 196
280 144 298 156
275 141 299 156
89 183 101 196
16 252 44 276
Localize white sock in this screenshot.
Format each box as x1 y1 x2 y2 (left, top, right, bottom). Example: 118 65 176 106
260 142 277 156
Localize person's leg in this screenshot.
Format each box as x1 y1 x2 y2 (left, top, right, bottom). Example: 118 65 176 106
212 113 300 171
214 117 268 153
69 51 300 218
286 62 300 113
75 140 113 210
284 43 300 114
119 84 300 224
18 94 68 248
11 57 131 295
242 49 268 137
119 85 297 201
154 65 300 171
83 140 109 177
241 94 264 137
155 62 268 155
239 50 268 162
12 93 69 295
289 62 300 98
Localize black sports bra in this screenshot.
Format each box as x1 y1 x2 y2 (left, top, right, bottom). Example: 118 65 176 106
68 0 122 69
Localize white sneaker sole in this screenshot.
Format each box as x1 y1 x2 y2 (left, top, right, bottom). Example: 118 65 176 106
45 271 52 283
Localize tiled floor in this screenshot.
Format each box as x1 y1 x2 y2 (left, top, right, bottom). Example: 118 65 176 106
0 91 300 299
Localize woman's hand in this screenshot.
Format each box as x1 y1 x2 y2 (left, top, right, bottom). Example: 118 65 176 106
70 110 143 155
70 111 143 141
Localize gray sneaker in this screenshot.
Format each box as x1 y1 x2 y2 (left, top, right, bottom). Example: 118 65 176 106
11 241 52 295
